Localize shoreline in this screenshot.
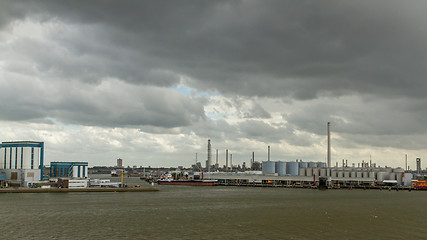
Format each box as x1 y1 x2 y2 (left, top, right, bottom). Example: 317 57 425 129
0 187 159 193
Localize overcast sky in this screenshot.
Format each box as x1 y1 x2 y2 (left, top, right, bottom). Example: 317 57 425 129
1 0 426 168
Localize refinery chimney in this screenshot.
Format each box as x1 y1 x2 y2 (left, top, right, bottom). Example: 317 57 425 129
226 149 229 171
207 139 211 172
252 152 255 166
327 122 331 168
268 146 271 161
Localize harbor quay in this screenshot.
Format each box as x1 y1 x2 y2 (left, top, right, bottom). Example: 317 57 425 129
0 186 159 193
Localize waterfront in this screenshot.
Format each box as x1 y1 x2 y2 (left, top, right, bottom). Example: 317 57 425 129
1 177 426 239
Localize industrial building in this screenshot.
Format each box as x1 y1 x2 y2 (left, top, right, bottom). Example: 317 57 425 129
50 162 89 178
208 160 410 187
0 141 44 187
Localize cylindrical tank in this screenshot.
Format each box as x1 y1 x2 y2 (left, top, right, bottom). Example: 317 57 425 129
306 167 313 177
320 168 327 177
330 170 336 178
299 168 306 176
356 172 363 178
287 162 299 176
276 161 287 176
396 173 403 185
376 172 389 182
389 173 396 180
299 162 308 168
384 168 393 173
351 171 356 178
318 162 327 168
262 161 276 175
369 171 375 178
337 171 343 178
327 168 331 177
308 162 317 168
344 171 350 178
362 172 368 178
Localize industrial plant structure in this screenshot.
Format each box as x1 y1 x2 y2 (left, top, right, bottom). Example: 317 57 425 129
50 162 89 178
0 141 44 187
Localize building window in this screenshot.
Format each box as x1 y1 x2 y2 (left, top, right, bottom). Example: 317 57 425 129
21 147 23 169
15 148 18 169
31 147 34 169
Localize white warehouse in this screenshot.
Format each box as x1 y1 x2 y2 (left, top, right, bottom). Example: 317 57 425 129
0 141 44 187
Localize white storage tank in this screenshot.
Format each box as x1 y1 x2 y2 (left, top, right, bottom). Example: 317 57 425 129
344 171 350 178
377 172 389 182
318 162 327 168
319 168 327 177
389 173 396 180
369 172 375 178
276 161 287 176
396 173 403 185
362 172 368 178
331 170 337 178
351 171 356 178
356 172 363 178
287 162 300 176
306 167 313 177
337 171 344 178
262 161 276 175
308 162 317 168
299 168 306 176
299 162 308 168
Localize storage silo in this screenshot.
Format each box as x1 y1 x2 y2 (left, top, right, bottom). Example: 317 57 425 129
299 168 306 176
320 168 327 177
351 171 356 178
344 171 350 178
276 161 287 176
262 161 276 175
362 172 368 178
337 171 344 178
376 172 389 182
287 162 300 176
396 173 403 185
369 171 375 178
299 162 308 168
306 167 313 177
331 169 337 177
318 162 327 168
308 162 317 168
356 172 363 178
389 173 396 181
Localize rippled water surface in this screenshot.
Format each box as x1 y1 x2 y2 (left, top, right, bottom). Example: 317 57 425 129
1 176 426 239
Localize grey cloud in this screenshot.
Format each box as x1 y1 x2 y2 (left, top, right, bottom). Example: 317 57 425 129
0 77 206 128
243 102 271 119
2 0 427 100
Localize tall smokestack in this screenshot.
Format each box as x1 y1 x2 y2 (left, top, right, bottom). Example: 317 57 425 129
226 149 228 171
230 153 233 170
405 154 408 170
268 146 271 161
327 122 331 168
252 152 255 166
207 139 211 172
216 149 218 165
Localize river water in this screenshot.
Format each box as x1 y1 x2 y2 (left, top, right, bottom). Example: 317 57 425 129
1 176 426 239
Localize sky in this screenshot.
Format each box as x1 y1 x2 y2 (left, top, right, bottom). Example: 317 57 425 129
1 0 427 168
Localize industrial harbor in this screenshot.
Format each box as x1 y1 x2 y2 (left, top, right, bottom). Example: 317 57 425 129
1 125 426 191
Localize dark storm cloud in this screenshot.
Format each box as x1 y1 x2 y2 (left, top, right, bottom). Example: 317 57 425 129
0 77 205 128
3 0 427 99
1 0 427 141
